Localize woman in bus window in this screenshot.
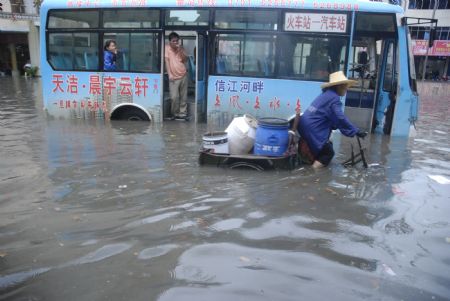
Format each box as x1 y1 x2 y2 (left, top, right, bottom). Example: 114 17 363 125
104 40 117 71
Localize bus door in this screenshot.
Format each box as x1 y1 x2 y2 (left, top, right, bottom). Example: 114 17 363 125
195 32 208 123
372 39 397 134
163 31 207 123
163 31 195 120
346 42 377 132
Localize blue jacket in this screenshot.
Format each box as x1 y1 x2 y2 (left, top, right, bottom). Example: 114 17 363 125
297 89 359 156
104 50 116 71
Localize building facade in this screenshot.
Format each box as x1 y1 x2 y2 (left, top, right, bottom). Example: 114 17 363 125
404 0 450 80
0 0 40 76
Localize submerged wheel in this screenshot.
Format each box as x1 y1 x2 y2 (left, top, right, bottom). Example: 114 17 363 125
112 107 150 121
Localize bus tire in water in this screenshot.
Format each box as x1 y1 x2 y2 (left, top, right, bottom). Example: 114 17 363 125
115 107 150 121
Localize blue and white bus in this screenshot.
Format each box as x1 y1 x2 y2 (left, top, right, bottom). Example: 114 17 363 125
40 0 418 136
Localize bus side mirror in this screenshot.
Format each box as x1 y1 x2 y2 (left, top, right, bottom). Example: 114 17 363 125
429 28 436 48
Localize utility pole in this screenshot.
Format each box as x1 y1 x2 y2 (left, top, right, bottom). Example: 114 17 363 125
421 0 438 81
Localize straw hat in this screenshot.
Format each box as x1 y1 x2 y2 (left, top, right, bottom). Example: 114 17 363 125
321 71 357 89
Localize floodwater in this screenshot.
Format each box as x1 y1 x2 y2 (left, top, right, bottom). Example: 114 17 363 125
0 77 449 301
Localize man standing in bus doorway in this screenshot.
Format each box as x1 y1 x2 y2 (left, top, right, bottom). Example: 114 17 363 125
297 71 367 168
165 32 188 120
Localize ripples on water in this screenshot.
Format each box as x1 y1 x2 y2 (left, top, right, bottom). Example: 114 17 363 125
0 78 449 300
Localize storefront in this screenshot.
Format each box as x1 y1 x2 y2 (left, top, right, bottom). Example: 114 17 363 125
412 40 450 80
0 2 40 77
0 32 30 76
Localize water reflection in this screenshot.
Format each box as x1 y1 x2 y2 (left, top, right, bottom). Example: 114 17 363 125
0 78 449 300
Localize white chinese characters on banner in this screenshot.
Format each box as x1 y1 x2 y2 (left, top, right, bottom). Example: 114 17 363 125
284 13 347 33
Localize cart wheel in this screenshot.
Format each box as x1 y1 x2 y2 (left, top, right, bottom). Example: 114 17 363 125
229 162 264 171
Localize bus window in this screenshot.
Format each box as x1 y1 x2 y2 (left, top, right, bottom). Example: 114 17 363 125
130 33 160 72
278 35 347 81
103 33 160 72
103 33 129 71
214 9 278 30
103 9 160 28
48 10 99 28
349 45 374 80
48 32 99 70
406 26 418 93
74 33 99 70
165 10 209 26
215 34 275 77
383 42 394 91
356 13 395 33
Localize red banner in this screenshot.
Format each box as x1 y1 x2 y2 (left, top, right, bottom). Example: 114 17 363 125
412 40 450 57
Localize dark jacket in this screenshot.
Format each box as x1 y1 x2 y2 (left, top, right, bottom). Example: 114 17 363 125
297 89 359 156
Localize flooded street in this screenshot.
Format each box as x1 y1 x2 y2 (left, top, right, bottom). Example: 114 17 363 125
1 77 449 301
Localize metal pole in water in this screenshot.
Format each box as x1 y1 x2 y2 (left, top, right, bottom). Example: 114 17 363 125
357 136 368 168
421 0 438 81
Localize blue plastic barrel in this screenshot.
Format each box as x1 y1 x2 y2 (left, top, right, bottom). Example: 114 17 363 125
254 118 289 156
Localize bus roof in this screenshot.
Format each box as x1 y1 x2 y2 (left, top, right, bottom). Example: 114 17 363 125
41 0 403 14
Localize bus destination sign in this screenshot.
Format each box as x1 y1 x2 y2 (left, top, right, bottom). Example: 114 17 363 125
284 13 347 33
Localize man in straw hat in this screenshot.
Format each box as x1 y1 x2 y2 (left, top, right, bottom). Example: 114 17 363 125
297 71 367 168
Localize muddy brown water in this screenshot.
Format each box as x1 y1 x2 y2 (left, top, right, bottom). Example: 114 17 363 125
0 77 449 300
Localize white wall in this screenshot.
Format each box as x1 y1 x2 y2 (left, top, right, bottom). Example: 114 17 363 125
0 19 30 32
28 22 40 69
1 1 12 12
24 0 38 15
404 0 450 27
0 0 38 14
405 9 450 27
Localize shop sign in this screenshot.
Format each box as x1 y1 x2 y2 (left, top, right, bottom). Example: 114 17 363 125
412 40 450 57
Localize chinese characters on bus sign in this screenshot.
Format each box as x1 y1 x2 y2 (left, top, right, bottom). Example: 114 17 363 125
67 0 101 7
214 79 264 93
284 13 347 33
51 73 158 112
66 0 362 10
175 0 360 10
213 78 302 112
67 0 147 7
52 74 153 97
52 99 107 112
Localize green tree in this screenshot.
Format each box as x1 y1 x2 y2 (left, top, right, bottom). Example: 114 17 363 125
33 0 43 10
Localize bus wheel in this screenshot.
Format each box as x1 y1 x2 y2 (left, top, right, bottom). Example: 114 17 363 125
115 107 150 121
